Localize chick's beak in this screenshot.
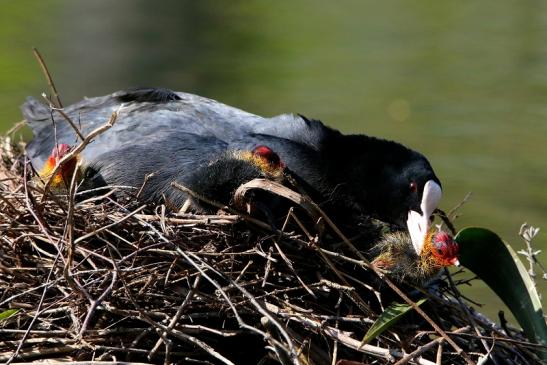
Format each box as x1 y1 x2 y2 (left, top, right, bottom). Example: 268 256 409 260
407 180 442 255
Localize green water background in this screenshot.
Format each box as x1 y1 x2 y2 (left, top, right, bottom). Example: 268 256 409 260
1 0 545 323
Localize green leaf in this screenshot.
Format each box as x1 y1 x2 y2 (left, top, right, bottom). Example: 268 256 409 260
455 227 547 350
360 298 427 346
0 308 20 321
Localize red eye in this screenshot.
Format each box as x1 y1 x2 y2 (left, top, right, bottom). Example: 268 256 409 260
409 181 417 193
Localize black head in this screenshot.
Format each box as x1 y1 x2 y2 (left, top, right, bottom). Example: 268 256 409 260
377 154 441 228
336 136 442 230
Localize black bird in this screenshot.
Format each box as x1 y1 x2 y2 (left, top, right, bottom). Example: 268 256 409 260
24 87 442 248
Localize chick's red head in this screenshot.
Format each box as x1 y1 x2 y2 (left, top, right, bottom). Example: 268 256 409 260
251 145 285 170
51 143 72 160
39 143 78 187
430 231 459 266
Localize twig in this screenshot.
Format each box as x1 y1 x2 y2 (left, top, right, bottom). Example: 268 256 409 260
443 268 493 357
32 47 62 108
41 107 119 201
262 178 477 364
149 274 202 358
393 326 471 365
446 192 472 221
41 93 85 142
265 302 436 365
134 213 240 225
5 172 64 364
74 205 146 244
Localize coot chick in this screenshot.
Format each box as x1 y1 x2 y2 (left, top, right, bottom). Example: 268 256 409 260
39 141 286 214
371 230 459 283
37 143 80 190
24 87 442 248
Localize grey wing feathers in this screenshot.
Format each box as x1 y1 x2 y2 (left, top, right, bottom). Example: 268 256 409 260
23 88 329 168
252 114 330 151
23 93 122 167
21 97 51 132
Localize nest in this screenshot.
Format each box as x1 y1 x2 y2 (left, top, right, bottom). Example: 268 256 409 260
0 136 544 365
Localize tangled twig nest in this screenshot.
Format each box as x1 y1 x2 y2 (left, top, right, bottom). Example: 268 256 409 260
0 135 544 365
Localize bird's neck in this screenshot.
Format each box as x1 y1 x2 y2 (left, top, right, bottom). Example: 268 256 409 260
321 134 378 183
303 134 378 214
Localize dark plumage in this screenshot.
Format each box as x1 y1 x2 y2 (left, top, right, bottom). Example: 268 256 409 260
24 88 441 230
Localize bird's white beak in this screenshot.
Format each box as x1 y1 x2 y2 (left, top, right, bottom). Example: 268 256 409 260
407 180 442 255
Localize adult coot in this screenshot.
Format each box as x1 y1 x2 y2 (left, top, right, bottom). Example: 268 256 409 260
24 87 442 249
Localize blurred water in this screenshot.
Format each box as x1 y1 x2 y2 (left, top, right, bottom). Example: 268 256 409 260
0 0 545 321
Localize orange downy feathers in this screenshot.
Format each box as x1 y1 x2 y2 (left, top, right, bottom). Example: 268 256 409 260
237 145 285 177
372 229 459 283
38 144 79 188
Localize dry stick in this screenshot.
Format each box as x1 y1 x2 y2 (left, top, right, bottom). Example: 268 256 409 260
147 322 235 365
307 199 475 364
273 208 315 297
41 94 85 141
136 172 156 199
188 261 296 358
1 345 81 363
10 363 154 365
393 326 471 365
200 262 303 364
5 119 27 135
108 253 177 364
41 109 121 336
0 328 145 337
148 275 202 359
53 163 93 337
134 213 239 226
32 47 62 108
107 198 299 364
262 245 275 287
175 249 300 364
0 191 20 214
6 164 65 365
78 270 118 339
171 181 274 232
444 267 493 358
273 241 315 297
178 179 373 315
232 179 374 315
233 178 321 225
233 179 475 365
447 192 472 221
435 208 456 236
176 179 456 362
0 278 63 308
74 204 147 244
63 153 90 305
113 245 235 365
331 293 343 365
235 259 255 283
41 108 119 202
287 208 314 241
428 331 547 349
435 343 443 365
264 302 436 365
22 160 53 235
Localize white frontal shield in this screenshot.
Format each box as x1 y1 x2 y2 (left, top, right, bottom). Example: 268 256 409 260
406 180 442 255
